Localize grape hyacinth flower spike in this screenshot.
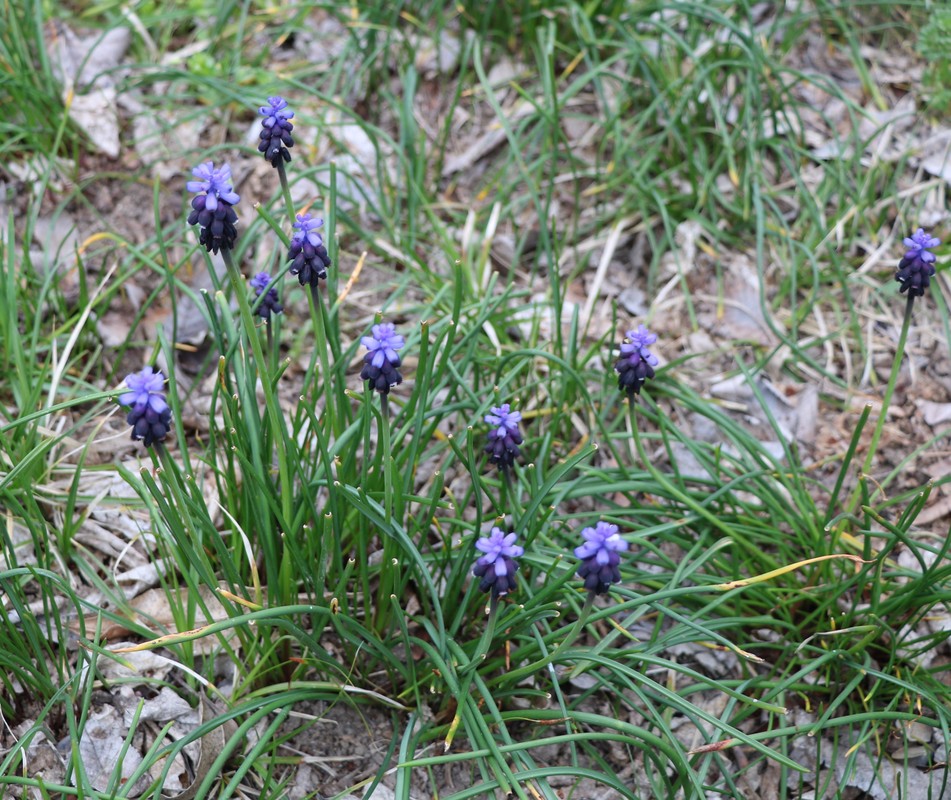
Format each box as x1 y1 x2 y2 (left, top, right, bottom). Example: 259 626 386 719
288 213 332 289
258 96 295 168
896 228 940 298
186 162 240 254
473 527 524 597
249 272 283 320
485 404 523 470
575 522 629 596
361 322 404 395
615 324 658 398
119 367 172 447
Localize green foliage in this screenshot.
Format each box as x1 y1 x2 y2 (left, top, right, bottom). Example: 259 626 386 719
919 6 951 113
1 0 950 798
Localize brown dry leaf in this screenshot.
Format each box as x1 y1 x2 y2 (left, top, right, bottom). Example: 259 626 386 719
45 23 130 158
79 704 150 793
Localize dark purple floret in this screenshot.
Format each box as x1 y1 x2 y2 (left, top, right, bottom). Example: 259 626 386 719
186 162 240 254
119 366 172 447
574 522 628 595
484 404 523 470
615 324 659 397
360 322 404 395
287 213 332 288
249 272 283 320
473 527 524 597
258 96 295 168
896 228 940 298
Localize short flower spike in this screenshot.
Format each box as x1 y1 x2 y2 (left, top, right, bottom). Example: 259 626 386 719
473 527 524 597
574 522 628 595
186 162 240 254
258 96 295 168
249 272 283 320
288 213 332 288
615 324 658 397
360 322 404 394
484 404 523 470
119 367 172 447
896 228 940 298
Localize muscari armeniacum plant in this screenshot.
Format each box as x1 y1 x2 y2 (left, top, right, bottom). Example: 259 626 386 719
615 323 658 399
361 321 404 526
250 271 283 352
473 527 524 599
848 228 942 520
575 521 629 597
485 404 522 471
464 520 630 715
361 322 404 401
249 272 283 321
288 213 332 300
186 162 240 256
484 402 523 510
259 96 297 215
120 366 172 448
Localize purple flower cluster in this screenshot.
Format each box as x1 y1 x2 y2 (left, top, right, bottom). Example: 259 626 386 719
360 322 404 395
615 324 658 397
484 404 523 470
119 367 172 447
258 96 295 168
574 522 629 595
186 162 240 254
472 528 524 597
471 521 629 599
896 228 940 298
249 272 283 320
288 213 332 289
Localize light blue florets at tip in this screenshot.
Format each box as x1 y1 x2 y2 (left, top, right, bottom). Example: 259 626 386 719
292 214 325 247
260 96 294 123
362 323 405 368
119 366 168 414
903 228 940 262
473 527 524 597
185 161 240 208
485 403 521 434
575 521 628 595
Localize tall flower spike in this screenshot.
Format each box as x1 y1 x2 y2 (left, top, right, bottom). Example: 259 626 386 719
484 404 522 470
119 367 172 447
896 228 940 298
473 527 524 597
615 323 658 397
574 522 628 595
361 322 404 394
249 272 283 320
288 213 332 288
258 96 295 168
186 162 240 254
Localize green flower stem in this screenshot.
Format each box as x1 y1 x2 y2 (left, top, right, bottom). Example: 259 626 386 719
380 393 394 523
845 292 916 519
376 392 396 625
308 284 337 436
222 249 292 531
501 466 521 522
277 162 295 227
